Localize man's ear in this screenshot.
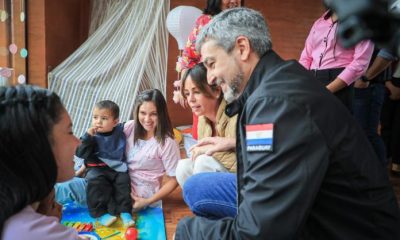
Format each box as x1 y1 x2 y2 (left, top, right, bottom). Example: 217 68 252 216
235 36 251 61
114 118 119 126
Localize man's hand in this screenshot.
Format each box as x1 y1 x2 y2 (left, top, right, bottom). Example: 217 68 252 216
190 137 236 156
386 81 400 100
190 145 212 160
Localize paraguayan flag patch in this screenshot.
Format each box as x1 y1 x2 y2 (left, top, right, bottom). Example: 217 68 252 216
246 123 274 152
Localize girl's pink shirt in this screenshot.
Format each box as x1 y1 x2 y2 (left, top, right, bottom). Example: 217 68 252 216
124 120 180 198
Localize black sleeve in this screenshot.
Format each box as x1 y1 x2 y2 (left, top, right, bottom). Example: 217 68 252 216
75 133 96 160
176 96 330 239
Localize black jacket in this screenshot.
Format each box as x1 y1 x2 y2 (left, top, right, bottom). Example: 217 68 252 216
176 50 400 239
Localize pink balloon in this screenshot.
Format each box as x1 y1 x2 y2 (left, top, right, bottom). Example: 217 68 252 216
0 68 12 78
9 44 18 54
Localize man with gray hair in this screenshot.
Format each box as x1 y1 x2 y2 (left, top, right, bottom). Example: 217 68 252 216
175 7 400 239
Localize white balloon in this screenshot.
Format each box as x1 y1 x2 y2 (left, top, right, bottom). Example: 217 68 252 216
166 6 202 50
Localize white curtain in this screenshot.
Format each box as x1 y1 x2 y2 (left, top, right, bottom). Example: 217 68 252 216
49 0 170 137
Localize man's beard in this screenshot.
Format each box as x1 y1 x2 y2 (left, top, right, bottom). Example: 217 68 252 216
223 70 243 103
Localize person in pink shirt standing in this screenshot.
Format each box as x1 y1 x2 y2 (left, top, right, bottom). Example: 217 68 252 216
124 89 180 210
299 5 374 111
0 85 84 240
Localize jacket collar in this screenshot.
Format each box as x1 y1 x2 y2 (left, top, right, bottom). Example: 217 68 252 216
225 50 282 117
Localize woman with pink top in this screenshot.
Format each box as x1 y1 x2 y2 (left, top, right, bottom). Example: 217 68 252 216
299 6 374 111
124 89 180 210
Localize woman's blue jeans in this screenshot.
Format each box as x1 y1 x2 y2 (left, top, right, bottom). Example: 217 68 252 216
182 172 237 219
353 83 387 165
55 177 88 207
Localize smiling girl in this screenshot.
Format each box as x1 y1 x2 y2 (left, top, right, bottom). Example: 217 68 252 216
124 89 180 210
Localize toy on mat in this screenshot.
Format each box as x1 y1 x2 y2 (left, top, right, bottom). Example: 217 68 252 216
95 227 121 239
63 222 94 233
125 227 138 240
78 232 100 240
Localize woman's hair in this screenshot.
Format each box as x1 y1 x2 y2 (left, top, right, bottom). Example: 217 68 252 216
204 0 223 15
204 0 244 16
0 85 64 233
133 89 174 146
181 63 221 100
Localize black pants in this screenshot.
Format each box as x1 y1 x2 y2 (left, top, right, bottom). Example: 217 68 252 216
380 96 400 165
86 167 132 218
313 68 354 112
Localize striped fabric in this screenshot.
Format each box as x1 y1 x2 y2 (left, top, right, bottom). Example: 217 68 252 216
49 0 170 137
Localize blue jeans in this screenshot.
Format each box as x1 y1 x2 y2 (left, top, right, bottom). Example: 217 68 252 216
55 177 88 207
353 83 387 165
183 172 237 219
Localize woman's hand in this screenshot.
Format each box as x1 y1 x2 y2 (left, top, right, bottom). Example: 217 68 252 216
37 189 62 220
131 194 151 211
173 80 187 108
354 79 370 89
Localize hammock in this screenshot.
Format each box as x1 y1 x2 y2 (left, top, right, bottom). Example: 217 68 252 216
49 0 170 137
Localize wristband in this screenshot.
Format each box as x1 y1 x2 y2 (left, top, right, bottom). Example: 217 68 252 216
360 75 369 82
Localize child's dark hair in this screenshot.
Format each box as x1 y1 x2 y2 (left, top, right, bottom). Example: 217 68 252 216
133 89 174 146
95 100 119 119
0 85 64 234
181 63 221 99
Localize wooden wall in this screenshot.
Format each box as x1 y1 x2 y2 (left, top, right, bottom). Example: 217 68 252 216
0 0 27 85
27 0 89 87
26 0 324 126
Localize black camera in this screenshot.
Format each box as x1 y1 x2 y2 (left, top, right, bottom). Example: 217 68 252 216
329 0 400 56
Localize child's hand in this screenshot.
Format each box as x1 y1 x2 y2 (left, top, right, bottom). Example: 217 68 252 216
87 127 97 136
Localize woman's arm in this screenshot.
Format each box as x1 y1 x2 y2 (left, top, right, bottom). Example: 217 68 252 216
328 39 374 92
131 175 178 210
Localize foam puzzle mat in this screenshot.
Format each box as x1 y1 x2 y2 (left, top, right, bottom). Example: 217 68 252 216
61 202 166 240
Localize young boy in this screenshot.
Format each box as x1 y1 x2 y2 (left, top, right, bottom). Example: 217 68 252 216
76 100 134 227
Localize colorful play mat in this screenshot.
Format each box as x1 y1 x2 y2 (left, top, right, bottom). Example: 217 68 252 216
61 202 166 240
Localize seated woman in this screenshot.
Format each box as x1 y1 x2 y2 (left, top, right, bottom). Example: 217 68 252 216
55 89 180 212
0 85 83 239
175 63 237 187
124 89 180 210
